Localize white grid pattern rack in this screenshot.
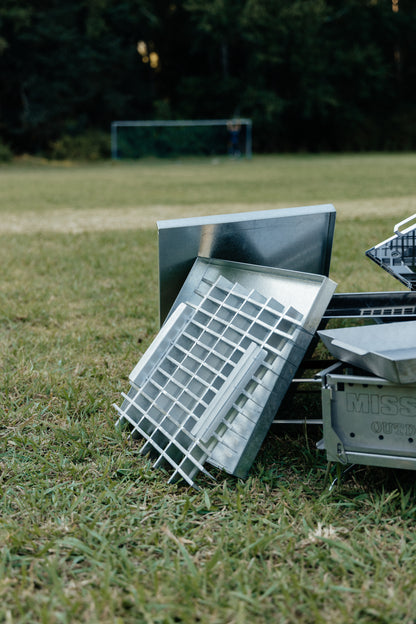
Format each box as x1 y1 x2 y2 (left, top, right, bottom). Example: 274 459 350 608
115 273 309 487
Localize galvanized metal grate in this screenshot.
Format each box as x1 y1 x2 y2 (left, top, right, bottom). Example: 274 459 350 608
115 270 308 487
191 270 311 474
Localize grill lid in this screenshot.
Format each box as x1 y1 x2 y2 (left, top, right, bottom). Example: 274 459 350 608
319 320 416 384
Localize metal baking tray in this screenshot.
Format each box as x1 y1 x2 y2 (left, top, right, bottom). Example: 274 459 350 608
318 362 416 471
115 270 306 486
170 257 336 476
115 258 336 486
168 257 336 335
366 214 416 290
157 204 336 324
318 320 416 384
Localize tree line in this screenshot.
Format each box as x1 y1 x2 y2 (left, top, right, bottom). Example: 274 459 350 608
1 0 415 156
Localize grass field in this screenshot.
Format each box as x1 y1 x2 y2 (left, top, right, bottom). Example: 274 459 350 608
1 154 416 623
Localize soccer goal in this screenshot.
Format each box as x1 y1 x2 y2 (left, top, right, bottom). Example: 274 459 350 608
111 119 252 160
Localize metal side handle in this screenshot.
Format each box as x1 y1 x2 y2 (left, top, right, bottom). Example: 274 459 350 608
394 214 416 237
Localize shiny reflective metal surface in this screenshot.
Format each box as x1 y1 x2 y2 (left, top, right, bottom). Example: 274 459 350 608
366 214 416 291
115 291 269 487
170 257 337 476
115 268 308 486
319 321 416 384
158 204 336 324
168 257 337 334
115 258 336 486
319 362 416 471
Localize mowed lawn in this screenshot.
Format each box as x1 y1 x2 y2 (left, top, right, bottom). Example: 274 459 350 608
1 154 416 624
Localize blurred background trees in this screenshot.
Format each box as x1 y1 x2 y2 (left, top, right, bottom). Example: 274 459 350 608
0 0 415 155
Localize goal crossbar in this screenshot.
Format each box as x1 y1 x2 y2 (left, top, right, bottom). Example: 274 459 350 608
111 119 252 159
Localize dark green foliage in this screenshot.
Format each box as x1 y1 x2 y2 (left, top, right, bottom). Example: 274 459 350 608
0 139 12 162
49 130 111 161
239 0 415 151
1 0 416 154
0 0 157 153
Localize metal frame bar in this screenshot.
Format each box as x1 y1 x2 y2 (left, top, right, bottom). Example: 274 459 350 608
324 291 416 320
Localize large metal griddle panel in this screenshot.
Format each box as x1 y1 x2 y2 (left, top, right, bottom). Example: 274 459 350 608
158 204 336 325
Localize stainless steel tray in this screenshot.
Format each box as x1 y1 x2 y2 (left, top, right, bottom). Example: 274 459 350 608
318 321 416 384
115 258 336 486
115 271 306 486
170 257 336 476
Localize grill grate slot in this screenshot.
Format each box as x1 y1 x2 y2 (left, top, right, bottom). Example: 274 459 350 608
115 262 328 487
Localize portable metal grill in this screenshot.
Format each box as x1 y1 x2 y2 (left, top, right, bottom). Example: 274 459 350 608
366 214 416 290
316 213 416 472
318 362 416 471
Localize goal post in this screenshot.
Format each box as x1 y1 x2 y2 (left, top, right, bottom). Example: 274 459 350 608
111 119 252 160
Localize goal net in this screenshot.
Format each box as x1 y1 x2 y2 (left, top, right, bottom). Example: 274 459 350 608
111 119 252 159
